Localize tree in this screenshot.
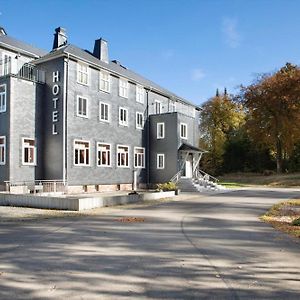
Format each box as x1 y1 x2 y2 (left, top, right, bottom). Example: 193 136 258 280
239 63 300 173
199 90 245 175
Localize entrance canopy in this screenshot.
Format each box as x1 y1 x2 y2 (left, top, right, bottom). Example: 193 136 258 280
178 143 207 154
178 143 207 177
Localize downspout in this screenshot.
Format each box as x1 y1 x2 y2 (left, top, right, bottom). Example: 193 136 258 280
62 53 69 186
146 89 150 187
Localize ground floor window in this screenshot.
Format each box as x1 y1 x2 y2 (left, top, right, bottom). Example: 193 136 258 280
134 147 145 168
157 153 165 169
97 143 111 166
117 145 129 167
0 136 5 165
74 140 90 166
22 138 36 165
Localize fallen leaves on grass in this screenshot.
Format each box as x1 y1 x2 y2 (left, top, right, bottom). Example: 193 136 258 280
261 199 300 238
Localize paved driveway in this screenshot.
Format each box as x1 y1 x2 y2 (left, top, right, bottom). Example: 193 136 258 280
0 188 300 299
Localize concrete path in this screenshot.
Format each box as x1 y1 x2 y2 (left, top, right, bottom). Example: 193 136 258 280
0 188 299 299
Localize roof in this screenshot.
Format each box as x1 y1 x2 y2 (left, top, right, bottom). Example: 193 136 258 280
179 142 207 153
35 44 198 107
0 35 47 58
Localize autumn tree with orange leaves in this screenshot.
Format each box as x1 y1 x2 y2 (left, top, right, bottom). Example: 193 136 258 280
239 63 300 173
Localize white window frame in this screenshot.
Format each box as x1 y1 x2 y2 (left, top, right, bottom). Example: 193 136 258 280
157 153 165 169
157 122 165 139
97 143 111 167
2 52 13 76
76 95 89 118
99 101 110 123
119 78 129 98
0 136 6 165
0 84 6 113
74 140 90 166
99 70 110 93
136 85 144 103
180 123 188 139
117 144 130 168
155 100 162 114
22 138 36 166
170 101 176 112
136 112 144 129
119 107 128 126
77 62 89 85
134 147 145 169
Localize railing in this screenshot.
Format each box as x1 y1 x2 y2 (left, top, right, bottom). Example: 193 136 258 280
4 180 67 194
0 58 45 83
194 169 219 183
170 170 182 183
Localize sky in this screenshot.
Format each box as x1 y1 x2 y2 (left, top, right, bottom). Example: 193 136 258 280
1 0 300 105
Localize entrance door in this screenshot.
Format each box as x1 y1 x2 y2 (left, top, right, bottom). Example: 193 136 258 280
183 155 193 178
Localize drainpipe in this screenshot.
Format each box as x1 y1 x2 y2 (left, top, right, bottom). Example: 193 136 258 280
146 89 150 187
62 53 69 186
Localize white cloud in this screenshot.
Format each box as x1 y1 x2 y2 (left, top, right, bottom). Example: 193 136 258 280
191 68 205 81
222 17 241 48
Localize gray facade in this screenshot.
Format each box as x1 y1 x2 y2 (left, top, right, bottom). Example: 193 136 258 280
0 26 202 192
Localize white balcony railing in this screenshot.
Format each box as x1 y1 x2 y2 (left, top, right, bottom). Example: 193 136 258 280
0 58 45 83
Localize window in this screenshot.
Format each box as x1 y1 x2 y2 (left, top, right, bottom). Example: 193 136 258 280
0 84 6 113
77 62 89 85
170 101 176 112
99 70 110 93
99 102 110 122
119 78 128 98
136 112 144 129
0 136 5 165
22 138 36 165
180 123 187 139
117 145 129 167
74 140 90 166
155 100 161 114
97 143 111 167
2 53 12 75
119 107 128 126
136 85 144 103
76 96 88 118
157 122 165 139
157 154 165 169
134 147 145 168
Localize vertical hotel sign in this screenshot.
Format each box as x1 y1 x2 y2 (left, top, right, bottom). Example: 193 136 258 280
52 71 60 135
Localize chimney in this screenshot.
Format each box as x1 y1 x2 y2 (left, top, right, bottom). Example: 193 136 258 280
53 27 67 50
93 38 109 63
0 27 7 36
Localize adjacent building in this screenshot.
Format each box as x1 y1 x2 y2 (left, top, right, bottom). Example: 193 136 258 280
0 26 203 193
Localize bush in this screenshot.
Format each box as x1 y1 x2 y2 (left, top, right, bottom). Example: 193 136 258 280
156 182 177 191
291 217 300 226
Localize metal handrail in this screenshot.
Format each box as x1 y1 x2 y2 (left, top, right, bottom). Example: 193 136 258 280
194 169 219 183
170 170 182 183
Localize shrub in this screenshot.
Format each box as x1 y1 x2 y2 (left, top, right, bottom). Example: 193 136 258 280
156 182 177 191
291 217 300 226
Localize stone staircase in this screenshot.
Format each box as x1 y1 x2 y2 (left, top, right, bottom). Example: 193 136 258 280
177 177 225 193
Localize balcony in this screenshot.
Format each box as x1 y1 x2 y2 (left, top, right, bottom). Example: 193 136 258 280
0 57 45 83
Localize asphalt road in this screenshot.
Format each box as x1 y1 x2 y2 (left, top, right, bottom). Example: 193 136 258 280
0 188 300 299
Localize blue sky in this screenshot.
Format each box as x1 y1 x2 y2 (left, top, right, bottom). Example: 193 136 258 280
1 0 300 105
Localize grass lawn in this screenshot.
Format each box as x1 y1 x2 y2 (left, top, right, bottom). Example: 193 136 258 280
219 172 300 188
261 199 300 239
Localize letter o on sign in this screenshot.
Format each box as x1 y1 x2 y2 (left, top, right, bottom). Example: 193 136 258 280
52 84 60 96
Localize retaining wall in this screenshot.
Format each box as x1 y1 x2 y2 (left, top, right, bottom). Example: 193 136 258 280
0 191 175 211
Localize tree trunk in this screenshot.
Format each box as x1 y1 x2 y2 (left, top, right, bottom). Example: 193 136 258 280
276 137 283 173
